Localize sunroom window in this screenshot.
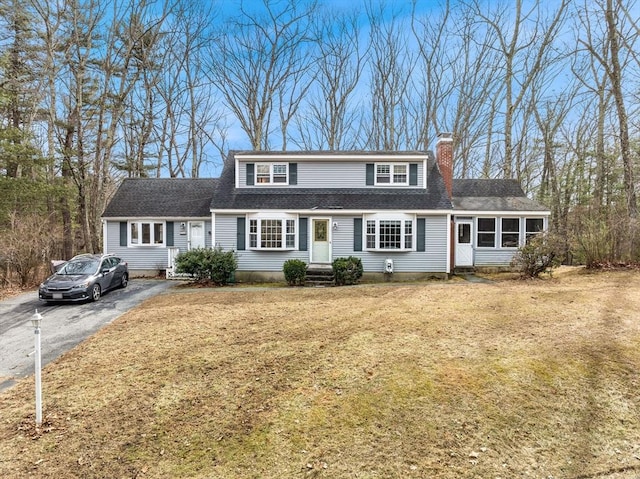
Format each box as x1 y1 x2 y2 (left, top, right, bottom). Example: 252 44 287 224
526 218 544 242
130 221 164 246
501 218 520 248
477 218 496 248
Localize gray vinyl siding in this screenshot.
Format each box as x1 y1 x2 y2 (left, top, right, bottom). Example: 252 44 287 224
217 214 448 273
215 214 308 271
334 215 448 273
238 161 425 189
104 220 211 272
473 249 518 266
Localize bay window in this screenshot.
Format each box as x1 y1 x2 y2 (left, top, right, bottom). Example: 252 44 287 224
365 215 414 250
248 216 296 249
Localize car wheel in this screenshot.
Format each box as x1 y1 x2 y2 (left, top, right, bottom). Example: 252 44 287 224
120 273 129 289
91 283 101 302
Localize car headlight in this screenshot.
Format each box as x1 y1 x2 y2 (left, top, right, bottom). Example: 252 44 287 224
72 281 91 290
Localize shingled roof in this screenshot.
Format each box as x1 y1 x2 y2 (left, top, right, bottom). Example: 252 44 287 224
452 179 548 212
210 152 453 211
102 178 218 218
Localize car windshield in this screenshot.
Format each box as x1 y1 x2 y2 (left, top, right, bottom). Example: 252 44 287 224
59 259 100 275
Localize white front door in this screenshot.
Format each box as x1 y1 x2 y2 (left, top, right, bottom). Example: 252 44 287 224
189 221 205 250
455 220 474 267
311 218 331 263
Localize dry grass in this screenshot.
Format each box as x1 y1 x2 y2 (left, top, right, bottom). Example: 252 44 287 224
1 267 640 478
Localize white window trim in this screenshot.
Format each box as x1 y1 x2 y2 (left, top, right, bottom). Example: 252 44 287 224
525 217 545 242
500 217 521 249
374 163 409 186
247 213 297 250
129 220 166 247
476 217 497 249
476 216 546 249
255 162 289 186
363 213 415 251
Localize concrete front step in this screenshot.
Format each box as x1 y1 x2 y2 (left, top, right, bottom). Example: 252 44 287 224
306 266 334 287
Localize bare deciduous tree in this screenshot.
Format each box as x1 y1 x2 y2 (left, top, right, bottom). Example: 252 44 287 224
206 0 317 150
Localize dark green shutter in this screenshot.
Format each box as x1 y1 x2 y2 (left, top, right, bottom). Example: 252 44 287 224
366 164 374 185
289 163 297 185
237 217 246 250
119 222 127 246
246 163 254 186
299 217 307 251
354 218 363 251
166 221 174 246
417 218 426 252
410 163 418 186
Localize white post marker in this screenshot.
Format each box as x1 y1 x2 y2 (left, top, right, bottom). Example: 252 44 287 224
31 310 43 427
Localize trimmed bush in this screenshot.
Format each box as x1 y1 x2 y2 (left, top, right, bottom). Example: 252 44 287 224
283 259 307 286
332 256 363 286
511 232 563 278
175 247 237 285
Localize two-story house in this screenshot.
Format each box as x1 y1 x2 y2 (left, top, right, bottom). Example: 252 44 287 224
101 134 550 280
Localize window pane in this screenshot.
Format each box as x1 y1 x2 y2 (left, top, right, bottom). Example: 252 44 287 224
404 220 413 249
526 218 544 233
478 233 495 247
154 223 164 244
366 220 376 249
502 218 519 232
501 233 519 248
379 220 401 249
261 219 282 248
249 219 257 248
477 218 495 232
256 164 270 183
458 223 471 244
273 164 287 183
130 223 139 244
376 164 390 183
142 223 151 244
286 219 295 248
393 165 407 184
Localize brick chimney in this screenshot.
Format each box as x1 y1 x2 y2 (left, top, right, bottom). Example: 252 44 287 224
436 132 453 199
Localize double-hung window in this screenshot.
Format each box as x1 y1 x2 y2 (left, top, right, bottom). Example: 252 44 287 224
375 163 408 185
256 163 288 184
501 218 520 248
130 221 164 246
248 216 296 249
477 218 496 248
365 215 414 250
526 218 544 242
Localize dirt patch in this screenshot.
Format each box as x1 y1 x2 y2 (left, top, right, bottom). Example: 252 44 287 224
1 268 640 478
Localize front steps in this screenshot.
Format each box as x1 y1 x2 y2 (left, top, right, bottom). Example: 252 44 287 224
305 265 334 287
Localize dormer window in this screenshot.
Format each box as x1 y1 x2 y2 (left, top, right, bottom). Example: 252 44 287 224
375 163 408 185
256 163 288 184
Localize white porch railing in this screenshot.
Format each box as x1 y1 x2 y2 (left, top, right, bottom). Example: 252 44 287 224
166 247 183 279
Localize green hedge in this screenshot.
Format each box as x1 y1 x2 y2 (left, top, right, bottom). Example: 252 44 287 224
283 259 307 286
175 247 237 285
332 256 363 286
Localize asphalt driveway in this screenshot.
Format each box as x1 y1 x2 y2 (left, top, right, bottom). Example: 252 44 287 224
0 279 176 392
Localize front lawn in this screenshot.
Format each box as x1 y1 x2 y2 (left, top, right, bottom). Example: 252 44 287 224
1 267 639 478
